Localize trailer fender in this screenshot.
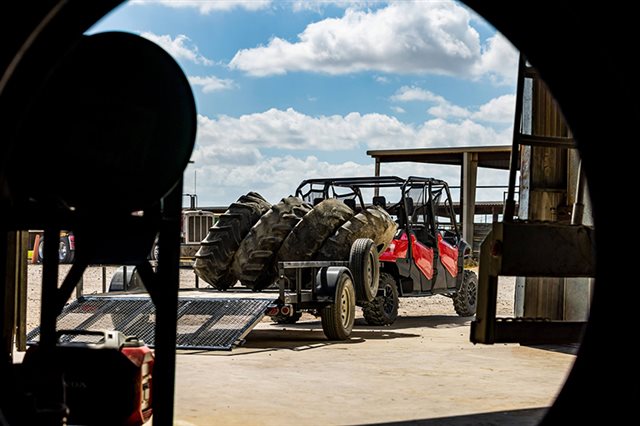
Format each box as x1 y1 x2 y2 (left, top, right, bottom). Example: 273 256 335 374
315 266 352 303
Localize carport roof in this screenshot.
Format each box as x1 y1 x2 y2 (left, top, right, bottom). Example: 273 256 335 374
367 145 514 170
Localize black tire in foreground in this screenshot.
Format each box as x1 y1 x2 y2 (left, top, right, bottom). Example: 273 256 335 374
349 238 380 304
232 196 312 291
193 192 271 290
362 272 399 326
277 198 354 262
320 271 356 340
316 206 397 262
453 269 478 317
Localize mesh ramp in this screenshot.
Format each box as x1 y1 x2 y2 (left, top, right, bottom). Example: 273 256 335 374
26 295 275 350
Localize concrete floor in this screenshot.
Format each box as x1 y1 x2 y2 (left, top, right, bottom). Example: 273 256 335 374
171 315 575 426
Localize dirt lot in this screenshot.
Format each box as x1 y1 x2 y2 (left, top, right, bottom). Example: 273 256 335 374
21 265 576 425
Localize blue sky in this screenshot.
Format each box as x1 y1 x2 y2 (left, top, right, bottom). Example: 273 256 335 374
90 0 519 207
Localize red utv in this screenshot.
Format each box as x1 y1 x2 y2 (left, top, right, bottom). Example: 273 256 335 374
295 176 478 326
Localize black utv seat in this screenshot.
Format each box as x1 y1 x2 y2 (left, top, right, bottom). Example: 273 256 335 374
343 198 356 211
372 196 386 210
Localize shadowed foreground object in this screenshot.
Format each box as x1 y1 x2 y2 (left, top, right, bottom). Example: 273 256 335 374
1 23 196 426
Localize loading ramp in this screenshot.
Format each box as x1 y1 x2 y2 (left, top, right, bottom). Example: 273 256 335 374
26 294 276 351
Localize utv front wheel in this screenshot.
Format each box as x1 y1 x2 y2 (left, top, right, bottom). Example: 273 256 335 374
453 269 478 317
362 272 399 326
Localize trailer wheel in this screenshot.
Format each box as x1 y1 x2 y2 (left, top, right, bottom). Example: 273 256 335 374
349 238 379 303
233 196 312 291
194 192 271 290
362 272 399 326
453 269 478 317
316 206 397 261
320 271 356 340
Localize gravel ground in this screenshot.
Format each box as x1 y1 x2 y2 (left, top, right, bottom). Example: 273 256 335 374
25 265 515 333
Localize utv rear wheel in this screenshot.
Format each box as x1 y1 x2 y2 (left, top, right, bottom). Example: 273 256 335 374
453 269 478 317
362 272 399 326
193 192 271 290
349 238 380 304
320 272 356 340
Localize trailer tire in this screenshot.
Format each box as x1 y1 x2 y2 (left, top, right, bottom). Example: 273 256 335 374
316 206 397 261
233 196 312 290
453 269 478 317
320 271 356 340
193 192 271 290
277 198 354 262
362 272 399 326
349 238 379 303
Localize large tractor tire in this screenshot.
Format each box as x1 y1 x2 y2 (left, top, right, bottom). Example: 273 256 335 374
453 269 478 317
193 192 271 290
316 206 397 262
277 198 354 262
232 196 312 291
362 272 399 326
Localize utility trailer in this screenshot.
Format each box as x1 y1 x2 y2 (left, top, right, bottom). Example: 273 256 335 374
266 236 379 340
26 238 376 353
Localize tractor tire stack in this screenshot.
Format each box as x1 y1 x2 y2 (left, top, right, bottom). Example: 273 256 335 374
193 193 396 293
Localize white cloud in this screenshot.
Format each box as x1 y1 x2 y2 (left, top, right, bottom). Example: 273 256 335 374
391 86 515 123
427 103 470 120
195 109 415 151
229 1 517 83
140 32 213 65
188 75 236 93
390 106 405 114
192 153 508 206
291 1 387 13
195 108 511 153
192 107 509 173
406 118 510 150
374 75 389 84
475 33 519 85
471 94 516 123
391 86 471 119
130 0 272 13
190 106 513 205
193 155 374 204
390 86 446 103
